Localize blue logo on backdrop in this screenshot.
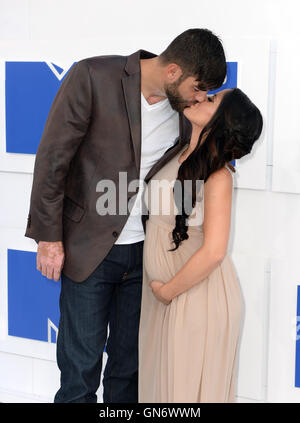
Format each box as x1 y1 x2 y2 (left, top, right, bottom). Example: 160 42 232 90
7 249 61 343
295 285 300 388
5 60 238 157
7 249 108 352
208 62 238 94
5 61 75 154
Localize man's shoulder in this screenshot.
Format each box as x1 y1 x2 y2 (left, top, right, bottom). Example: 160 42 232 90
78 54 128 71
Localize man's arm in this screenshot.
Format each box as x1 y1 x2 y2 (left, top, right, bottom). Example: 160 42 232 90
25 59 93 280
160 167 233 300
25 59 93 242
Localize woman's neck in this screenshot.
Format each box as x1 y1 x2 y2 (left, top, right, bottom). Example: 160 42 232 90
188 124 204 150
178 125 204 163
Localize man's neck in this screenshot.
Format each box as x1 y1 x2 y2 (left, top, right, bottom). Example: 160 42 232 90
140 57 167 105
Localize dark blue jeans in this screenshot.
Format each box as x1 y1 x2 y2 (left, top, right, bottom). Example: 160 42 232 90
54 240 144 403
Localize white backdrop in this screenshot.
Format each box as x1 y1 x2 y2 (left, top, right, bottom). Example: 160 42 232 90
0 0 299 403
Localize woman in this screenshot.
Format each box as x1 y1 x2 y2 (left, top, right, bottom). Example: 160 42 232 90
138 87 263 403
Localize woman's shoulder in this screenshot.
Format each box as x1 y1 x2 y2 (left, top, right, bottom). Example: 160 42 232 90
207 164 234 182
204 165 234 195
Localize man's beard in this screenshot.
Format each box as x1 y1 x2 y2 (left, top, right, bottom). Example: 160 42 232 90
164 80 190 113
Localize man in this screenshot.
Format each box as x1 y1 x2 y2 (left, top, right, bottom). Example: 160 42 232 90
25 28 226 403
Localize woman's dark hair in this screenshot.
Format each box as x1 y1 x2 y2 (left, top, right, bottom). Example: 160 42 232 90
169 88 263 251
159 28 227 91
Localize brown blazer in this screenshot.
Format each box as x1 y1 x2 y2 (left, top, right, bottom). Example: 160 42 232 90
25 49 192 282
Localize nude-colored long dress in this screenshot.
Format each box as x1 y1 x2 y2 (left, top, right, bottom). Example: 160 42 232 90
138 144 243 403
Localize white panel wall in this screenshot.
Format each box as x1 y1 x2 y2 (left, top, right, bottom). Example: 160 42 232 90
272 38 300 194
223 37 269 190
0 0 299 403
268 259 300 402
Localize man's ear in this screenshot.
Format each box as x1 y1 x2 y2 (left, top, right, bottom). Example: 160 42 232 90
165 63 183 82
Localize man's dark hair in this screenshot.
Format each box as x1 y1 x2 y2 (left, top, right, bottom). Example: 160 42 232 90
158 28 227 91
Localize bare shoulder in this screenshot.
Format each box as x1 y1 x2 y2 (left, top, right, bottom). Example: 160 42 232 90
205 166 233 191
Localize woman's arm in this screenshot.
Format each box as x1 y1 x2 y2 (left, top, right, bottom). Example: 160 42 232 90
160 166 233 302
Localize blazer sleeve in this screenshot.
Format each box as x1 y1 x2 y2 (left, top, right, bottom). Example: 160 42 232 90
24 59 93 244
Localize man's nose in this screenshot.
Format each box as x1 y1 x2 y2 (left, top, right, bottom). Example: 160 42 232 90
194 91 207 103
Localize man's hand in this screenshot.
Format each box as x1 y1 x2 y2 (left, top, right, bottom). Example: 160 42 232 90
149 280 171 305
36 241 65 282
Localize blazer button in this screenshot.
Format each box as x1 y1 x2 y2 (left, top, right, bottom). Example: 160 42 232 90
112 231 118 237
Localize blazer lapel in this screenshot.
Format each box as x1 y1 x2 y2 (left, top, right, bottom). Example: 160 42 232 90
121 49 157 177
122 73 141 176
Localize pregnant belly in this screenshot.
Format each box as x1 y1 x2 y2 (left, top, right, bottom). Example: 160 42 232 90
143 219 204 283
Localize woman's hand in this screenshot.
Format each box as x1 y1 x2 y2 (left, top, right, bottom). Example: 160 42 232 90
149 280 171 305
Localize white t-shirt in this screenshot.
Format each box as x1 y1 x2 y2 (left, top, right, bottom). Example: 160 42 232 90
115 93 179 244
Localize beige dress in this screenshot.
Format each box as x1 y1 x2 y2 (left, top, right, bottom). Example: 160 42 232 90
138 143 243 403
